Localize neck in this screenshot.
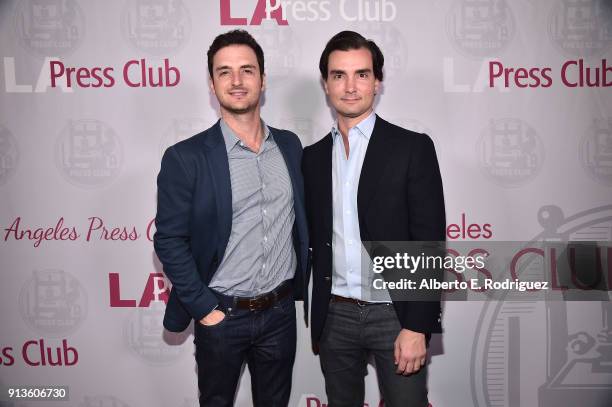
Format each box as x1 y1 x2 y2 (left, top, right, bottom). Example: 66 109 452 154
337 108 373 138
220 107 263 145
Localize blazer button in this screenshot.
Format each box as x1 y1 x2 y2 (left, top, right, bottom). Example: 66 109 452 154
324 276 331 281
325 242 331 247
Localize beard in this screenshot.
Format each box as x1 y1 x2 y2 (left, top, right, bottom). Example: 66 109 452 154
217 86 261 115
219 101 258 115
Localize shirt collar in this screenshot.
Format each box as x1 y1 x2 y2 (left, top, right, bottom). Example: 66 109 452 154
331 111 376 143
220 118 271 153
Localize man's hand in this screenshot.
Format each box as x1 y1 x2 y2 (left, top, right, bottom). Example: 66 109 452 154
394 329 426 375
199 309 226 326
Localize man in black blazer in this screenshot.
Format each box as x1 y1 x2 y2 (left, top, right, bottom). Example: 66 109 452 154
302 31 445 406
154 30 308 407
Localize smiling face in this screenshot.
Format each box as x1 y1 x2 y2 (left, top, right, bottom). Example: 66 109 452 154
324 47 380 122
209 44 265 115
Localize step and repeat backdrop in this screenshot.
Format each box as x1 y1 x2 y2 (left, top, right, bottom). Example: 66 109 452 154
1 0 611 406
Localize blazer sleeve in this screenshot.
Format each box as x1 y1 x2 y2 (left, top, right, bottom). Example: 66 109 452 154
407 134 446 241
395 134 445 334
153 146 219 322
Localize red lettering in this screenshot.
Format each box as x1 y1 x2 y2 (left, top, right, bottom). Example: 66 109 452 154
86 216 103 241
489 61 504 87
510 248 544 291
62 339 78 366
139 273 170 307
251 0 288 25
220 0 248 25
165 58 180 86
561 60 578 87
146 218 156 242
22 340 41 366
103 67 115 87
108 273 137 307
123 59 140 87
49 61 65 87
1 347 14 366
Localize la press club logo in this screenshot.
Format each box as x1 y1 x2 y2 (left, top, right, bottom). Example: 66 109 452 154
219 0 398 25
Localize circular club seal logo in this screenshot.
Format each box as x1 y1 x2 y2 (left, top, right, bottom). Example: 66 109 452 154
55 119 123 188
446 0 516 58
123 302 185 366
79 396 131 407
471 205 612 407
159 117 208 159
13 0 85 57
0 124 19 186
549 0 612 57
121 0 191 56
580 117 612 186
350 22 407 79
250 23 301 87
19 269 88 336
477 118 544 188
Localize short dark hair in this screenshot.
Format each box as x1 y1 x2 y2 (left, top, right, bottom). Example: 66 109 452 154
319 31 384 81
207 30 264 78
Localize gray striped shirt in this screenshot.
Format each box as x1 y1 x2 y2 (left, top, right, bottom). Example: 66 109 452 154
208 119 296 296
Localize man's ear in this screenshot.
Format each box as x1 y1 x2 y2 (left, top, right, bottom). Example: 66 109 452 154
261 73 266 91
374 78 380 95
323 78 329 95
209 76 215 93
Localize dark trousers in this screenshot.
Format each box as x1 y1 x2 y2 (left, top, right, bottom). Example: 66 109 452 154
319 301 429 407
194 290 296 407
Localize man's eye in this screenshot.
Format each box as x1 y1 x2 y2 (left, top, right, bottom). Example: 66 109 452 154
333 73 342 79
244 69 253 74
359 73 368 78
219 71 229 77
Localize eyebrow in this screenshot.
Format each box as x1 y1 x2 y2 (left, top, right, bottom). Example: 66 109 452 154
329 68 372 75
215 64 257 72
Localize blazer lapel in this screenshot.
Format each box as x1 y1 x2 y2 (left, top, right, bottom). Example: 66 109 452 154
202 120 232 260
357 115 397 222
319 134 334 241
273 129 307 244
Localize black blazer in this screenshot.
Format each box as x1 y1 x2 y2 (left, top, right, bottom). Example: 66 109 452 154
302 115 445 346
154 120 309 332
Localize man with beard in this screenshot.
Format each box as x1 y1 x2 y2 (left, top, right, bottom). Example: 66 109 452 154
154 30 308 407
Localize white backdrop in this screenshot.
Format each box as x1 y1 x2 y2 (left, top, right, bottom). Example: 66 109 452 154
1 0 611 406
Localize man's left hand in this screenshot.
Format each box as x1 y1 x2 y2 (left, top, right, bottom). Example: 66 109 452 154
394 329 426 375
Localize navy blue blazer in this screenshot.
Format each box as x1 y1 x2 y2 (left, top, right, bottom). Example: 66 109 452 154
154 120 309 332
303 115 445 347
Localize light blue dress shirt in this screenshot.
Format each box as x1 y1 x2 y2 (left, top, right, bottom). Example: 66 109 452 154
331 111 390 302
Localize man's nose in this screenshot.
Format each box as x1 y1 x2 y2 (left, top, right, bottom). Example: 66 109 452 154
231 71 243 86
345 76 356 93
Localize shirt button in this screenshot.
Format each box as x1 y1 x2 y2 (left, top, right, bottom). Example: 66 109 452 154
262 183 266 189
264 236 268 242
263 209 267 215
346 210 352 215
348 240 353 245
256 156 260 161
262 263 266 269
